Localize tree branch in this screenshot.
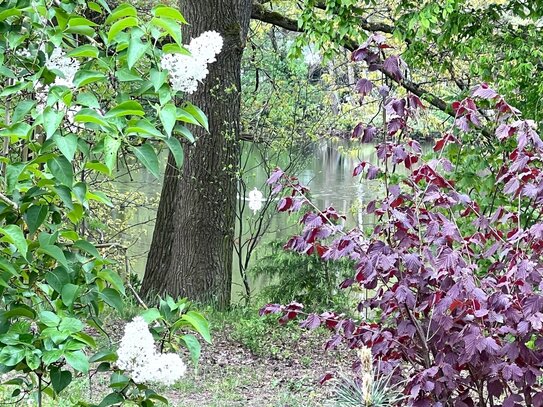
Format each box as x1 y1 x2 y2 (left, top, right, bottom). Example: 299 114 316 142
0 192 18 210
251 2 452 116
251 2 299 32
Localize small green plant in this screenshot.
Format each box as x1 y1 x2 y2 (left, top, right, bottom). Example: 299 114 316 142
332 372 407 407
231 313 299 356
251 240 353 311
331 348 406 407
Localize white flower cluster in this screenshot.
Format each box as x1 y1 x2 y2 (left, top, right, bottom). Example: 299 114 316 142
116 316 187 386
160 30 223 94
45 47 80 88
35 47 82 130
15 48 32 59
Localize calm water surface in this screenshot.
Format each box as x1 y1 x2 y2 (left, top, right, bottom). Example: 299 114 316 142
115 140 387 299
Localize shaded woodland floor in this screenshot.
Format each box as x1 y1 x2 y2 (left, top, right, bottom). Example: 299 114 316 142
12 311 344 407
170 320 342 406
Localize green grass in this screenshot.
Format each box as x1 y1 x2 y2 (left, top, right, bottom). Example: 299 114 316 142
1 306 333 406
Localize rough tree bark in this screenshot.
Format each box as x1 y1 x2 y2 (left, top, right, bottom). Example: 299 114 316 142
141 0 252 309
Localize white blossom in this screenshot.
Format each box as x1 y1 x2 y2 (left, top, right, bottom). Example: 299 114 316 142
45 47 79 88
116 316 156 383
35 83 48 114
160 30 223 94
145 352 187 386
116 316 187 386
34 82 81 132
187 30 224 65
15 49 32 59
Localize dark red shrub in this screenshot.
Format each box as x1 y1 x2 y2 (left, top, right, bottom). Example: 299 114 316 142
262 38 543 407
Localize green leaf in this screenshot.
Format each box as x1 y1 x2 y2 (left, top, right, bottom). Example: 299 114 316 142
0 225 27 258
39 245 69 270
47 156 74 187
73 240 101 258
165 136 184 168
106 101 144 117
53 133 78 161
151 17 182 47
59 317 84 334
74 108 109 127
61 284 79 307
105 3 137 24
39 311 61 327
147 393 169 404
1 122 31 139
67 45 99 58
176 110 200 126
141 308 161 324
110 372 129 388
12 100 35 122
66 17 98 37
42 349 63 365
152 6 187 23
84 161 110 174
45 267 70 293
88 2 103 13
98 270 125 295
181 311 211 344
133 144 160 179
54 185 74 210
6 163 25 193
89 349 118 363
115 68 143 82
103 136 121 173
126 119 163 138
183 103 208 130
73 182 87 206
150 69 168 92
108 17 139 44
76 93 100 109
73 332 96 348
162 44 191 55
99 288 124 312
0 9 21 20
181 334 201 366
159 103 177 137
50 367 72 394
44 328 69 345
0 66 16 79
67 204 84 224
127 31 148 70
24 205 48 235
43 107 65 139
26 351 40 370
0 81 30 97
3 306 34 319
87 191 113 207
0 346 25 366
64 350 89 373
73 70 106 88
99 392 124 407
0 258 18 277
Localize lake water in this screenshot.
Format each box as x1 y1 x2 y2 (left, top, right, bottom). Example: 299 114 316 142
115 140 385 300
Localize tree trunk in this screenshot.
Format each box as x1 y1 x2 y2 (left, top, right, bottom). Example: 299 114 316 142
141 0 251 309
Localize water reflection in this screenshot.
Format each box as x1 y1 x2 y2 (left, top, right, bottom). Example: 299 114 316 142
114 140 387 299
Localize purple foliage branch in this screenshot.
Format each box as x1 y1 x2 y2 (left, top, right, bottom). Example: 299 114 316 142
260 36 543 407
